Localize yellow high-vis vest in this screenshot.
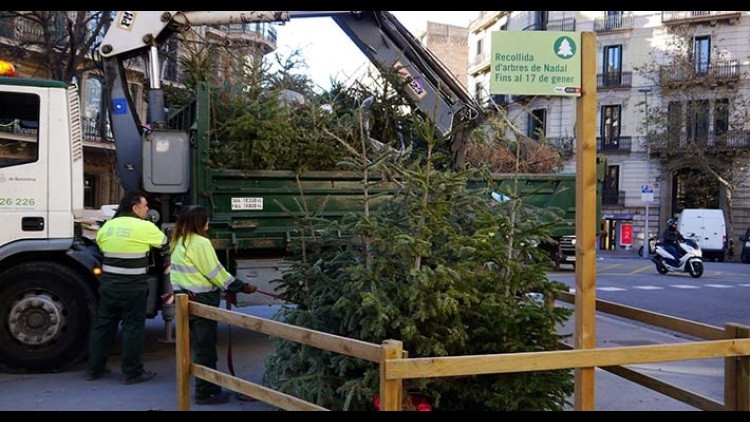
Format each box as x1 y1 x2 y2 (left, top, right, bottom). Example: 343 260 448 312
170 233 235 293
96 216 168 276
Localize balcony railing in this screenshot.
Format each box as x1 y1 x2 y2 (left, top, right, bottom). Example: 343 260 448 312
651 130 750 150
594 13 634 32
659 60 741 86
598 136 632 152
209 22 277 53
597 71 632 89
81 116 112 142
661 11 741 25
470 51 491 69
602 190 626 206
0 15 69 44
523 18 576 32
547 136 575 155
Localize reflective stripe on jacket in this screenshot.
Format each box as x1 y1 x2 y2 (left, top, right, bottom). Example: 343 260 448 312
170 233 235 293
96 216 168 275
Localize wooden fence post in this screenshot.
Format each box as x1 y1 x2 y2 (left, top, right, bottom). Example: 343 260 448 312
379 339 403 411
725 324 738 410
175 294 191 411
726 323 750 411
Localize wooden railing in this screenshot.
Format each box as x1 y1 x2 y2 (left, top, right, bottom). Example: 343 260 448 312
555 291 750 410
175 294 400 411
176 292 750 411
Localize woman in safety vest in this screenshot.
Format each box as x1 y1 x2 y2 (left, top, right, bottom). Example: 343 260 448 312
169 205 258 405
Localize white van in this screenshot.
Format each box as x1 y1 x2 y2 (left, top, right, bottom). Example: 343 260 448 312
677 208 727 262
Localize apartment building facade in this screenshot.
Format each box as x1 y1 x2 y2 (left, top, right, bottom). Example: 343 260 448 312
0 11 276 207
467 11 750 259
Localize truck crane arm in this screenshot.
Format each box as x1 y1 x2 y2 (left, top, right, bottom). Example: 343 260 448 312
99 11 483 190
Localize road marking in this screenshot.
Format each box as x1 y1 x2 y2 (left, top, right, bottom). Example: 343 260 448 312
704 284 733 289
627 265 653 275
632 286 664 290
739 284 750 288
670 284 701 289
597 287 626 292
597 264 621 272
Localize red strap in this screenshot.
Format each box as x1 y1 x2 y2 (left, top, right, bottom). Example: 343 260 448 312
224 292 236 376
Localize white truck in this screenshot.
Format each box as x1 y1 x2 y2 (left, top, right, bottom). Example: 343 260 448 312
0 11 482 372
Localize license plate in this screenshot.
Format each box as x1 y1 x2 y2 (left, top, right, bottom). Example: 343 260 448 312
231 197 263 210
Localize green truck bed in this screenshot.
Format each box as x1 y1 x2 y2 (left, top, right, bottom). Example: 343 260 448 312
170 83 596 256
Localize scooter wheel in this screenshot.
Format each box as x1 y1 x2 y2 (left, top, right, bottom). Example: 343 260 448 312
689 261 704 278
656 263 668 274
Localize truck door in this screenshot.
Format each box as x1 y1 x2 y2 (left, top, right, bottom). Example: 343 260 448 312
0 87 48 244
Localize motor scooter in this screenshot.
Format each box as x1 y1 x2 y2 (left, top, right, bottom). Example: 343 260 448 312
652 234 704 278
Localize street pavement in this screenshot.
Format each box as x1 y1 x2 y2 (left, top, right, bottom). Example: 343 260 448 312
0 252 726 411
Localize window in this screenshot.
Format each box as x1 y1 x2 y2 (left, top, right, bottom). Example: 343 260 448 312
606 11 623 29
0 92 40 168
600 105 621 149
527 109 546 140
686 100 709 143
83 75 112 140
532 11 548 30
693 36 710 75
667 102 682 145
714 98 729 141
83 173 96 208
603 165 620 205
476 39 483 56
602 45 622 86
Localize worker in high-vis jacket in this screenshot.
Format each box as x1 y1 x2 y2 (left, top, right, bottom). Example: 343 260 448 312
87 190 169 385
169 205 258 405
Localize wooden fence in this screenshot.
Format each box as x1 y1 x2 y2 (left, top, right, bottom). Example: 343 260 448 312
175 293 750 411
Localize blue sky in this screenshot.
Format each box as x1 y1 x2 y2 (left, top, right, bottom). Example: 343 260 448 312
273 11 478 91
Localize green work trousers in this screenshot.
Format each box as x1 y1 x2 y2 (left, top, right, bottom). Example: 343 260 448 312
87 278 149 378
189 290 222 397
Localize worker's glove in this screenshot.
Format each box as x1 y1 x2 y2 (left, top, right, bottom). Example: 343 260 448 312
242 284 258 294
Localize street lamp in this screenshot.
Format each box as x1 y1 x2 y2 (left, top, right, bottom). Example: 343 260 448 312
639 87 652 259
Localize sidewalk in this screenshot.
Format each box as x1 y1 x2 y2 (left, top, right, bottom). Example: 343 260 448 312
560 311 721 411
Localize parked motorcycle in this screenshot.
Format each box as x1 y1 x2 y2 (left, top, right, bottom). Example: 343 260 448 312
637 236 658 257
651 234 704 278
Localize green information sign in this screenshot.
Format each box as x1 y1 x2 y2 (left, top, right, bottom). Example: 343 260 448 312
490 31 581 97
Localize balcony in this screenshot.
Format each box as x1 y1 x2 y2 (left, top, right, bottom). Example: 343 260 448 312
594 13 634 32
651 130 750 151
0 15 68 44
469 51 491 74
207 22 277 55
469 11 506 33
546 18 576 31
81 116 112 142
598 136 632 153
547 136 575 156
602 190 626 206
661 11 741 26
523 18 576 32
659 60 741 88
597 71 632 89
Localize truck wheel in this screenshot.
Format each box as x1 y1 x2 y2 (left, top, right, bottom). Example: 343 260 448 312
0 262 96 372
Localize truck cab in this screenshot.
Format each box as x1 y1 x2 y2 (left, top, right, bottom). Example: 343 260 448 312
0 76 101 372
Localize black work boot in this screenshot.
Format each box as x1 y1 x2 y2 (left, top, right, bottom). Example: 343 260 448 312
195 390 230 405
121 370 156 385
